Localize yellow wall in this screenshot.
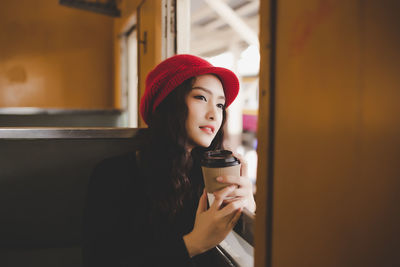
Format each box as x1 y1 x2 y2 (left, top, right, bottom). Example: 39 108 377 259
0 0 114 108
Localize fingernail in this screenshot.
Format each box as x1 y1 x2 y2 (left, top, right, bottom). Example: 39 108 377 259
216 177 223 182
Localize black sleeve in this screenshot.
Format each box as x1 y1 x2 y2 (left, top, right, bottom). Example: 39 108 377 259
82 155 195 267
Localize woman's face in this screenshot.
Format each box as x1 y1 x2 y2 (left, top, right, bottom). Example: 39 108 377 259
185 74 225 150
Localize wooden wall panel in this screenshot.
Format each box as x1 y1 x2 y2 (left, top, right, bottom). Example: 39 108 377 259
255 0 272 266
256 0 400 266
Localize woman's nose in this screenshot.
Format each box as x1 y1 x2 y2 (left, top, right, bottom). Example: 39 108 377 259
207 103 217 120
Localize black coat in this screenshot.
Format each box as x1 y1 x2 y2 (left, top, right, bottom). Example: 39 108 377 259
82 152 223 267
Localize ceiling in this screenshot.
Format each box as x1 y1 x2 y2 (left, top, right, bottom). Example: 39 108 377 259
190 0 259 57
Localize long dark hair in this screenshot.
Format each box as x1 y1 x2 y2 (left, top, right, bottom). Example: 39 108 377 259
139 75 227 222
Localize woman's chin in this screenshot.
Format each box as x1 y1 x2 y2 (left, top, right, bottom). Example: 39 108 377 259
199 139 214 148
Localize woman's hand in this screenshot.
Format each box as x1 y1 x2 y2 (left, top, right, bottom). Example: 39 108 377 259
183 187 245 257
216 152 256 213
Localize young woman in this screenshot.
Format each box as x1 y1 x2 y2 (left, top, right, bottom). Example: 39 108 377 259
83 54 256 266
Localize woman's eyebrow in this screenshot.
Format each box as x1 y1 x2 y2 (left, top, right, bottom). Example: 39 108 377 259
191 86 225 100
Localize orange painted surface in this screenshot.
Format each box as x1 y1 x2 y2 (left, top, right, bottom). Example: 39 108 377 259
0 0 114 108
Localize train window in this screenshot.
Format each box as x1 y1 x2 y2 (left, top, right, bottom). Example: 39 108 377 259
189 2 259 265
118 8 138 128
126 27 139 128
190 0 260 192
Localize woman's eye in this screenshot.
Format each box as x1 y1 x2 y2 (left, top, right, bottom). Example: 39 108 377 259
194 95 206 101
217 103 225 109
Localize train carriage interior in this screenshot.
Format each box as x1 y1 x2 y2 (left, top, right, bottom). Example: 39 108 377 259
1 0 400 266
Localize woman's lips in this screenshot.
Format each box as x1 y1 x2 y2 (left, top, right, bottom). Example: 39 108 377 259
199 126 214 134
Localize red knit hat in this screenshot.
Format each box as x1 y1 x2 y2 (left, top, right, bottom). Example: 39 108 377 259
140 54 240 125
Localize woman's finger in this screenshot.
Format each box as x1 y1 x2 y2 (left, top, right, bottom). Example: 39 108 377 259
211 185 236 210
226 187 248 198
216 175 241 186
229 208 243 228
222 196 242 207
217 175 251 189
196 189 208 215
218 198 246 218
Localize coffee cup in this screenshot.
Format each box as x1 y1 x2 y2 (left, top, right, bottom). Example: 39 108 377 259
201 150 241 193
